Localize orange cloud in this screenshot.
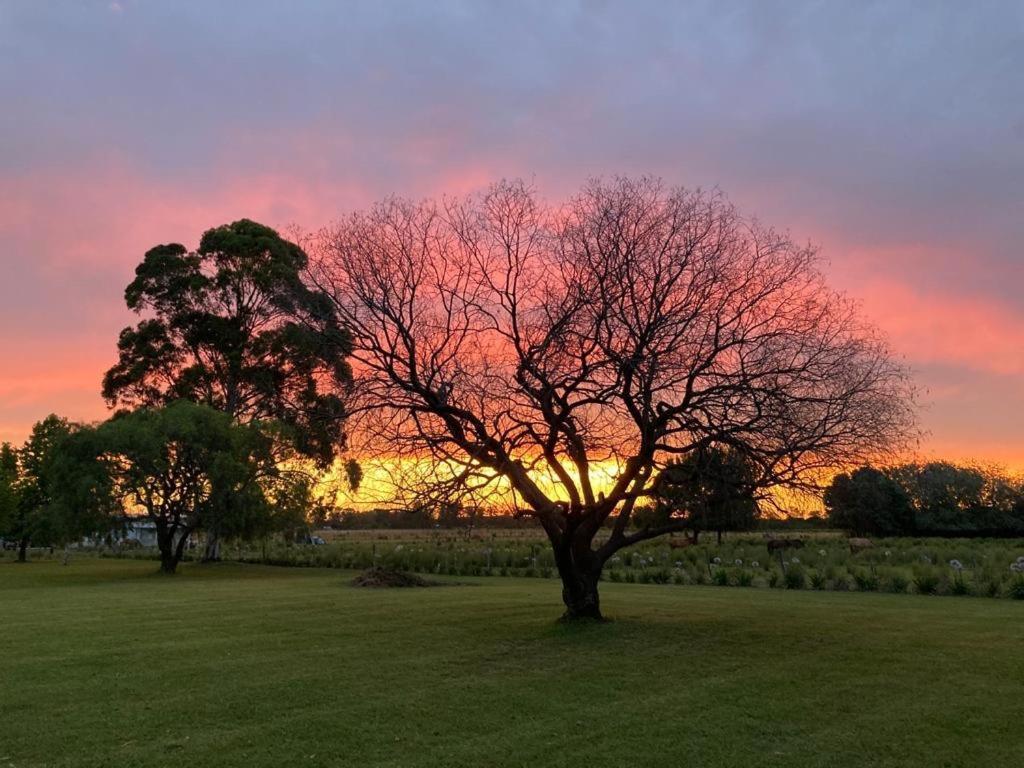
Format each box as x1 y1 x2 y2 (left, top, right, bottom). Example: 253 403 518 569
856 278 1024 376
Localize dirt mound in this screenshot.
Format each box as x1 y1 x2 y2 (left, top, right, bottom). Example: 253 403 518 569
351 567 439 588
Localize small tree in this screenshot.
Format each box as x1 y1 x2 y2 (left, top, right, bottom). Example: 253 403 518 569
3 416 82 562
824 466 914 536
652 445 760 543
0 443 20 551
60 401 304 574
102 219 353 560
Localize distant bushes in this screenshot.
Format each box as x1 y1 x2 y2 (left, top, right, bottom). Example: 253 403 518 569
826 462 1024 538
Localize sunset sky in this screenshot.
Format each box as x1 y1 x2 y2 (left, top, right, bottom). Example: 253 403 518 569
1 1 1022 471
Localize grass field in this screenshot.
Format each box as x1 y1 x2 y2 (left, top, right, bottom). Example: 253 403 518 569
2 559 1022 767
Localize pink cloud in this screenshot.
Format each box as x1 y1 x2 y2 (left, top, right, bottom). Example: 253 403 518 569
855 278 1024 376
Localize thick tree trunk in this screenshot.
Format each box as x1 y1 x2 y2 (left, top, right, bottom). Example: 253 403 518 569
553 534 604 621
17 536 29 563
156 524 178 574
560 567 603 620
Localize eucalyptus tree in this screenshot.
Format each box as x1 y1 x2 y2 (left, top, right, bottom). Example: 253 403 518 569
103 220 353 558
312 178 915 619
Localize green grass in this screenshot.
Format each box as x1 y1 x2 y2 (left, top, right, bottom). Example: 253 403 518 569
1 559 1022 767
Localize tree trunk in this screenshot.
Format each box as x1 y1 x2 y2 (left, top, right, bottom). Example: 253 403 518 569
560 567 603 620
202 535 221 562
17 536 29 563
156 524 178 574
553 535 604 621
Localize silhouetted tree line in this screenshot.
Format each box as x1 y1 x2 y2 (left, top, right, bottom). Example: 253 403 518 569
318 507 534 531
825 463 1024 537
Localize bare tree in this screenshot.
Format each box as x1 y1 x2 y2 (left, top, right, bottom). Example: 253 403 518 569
309 178 915 620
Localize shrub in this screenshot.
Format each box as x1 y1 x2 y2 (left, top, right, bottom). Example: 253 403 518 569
1009 577 1024 601
914 570 940 595
784 567 805 590
809 571 826 590
853 570 880 592
712 568 730 586
736 570 755 587
949 574 971 596
831 572 851 591
768 569 782 588
885 573 910 594
649 568 672 584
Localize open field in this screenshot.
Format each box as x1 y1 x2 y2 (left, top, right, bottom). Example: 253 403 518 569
2 559 1023 767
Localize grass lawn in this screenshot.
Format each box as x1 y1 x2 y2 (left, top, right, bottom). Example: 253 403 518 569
1 559 1022 767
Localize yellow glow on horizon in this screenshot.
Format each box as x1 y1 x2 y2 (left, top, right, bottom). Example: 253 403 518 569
323 456 628 512
320 455 827 517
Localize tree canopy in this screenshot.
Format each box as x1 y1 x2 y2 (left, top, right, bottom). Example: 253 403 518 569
0 415 111 561
56 401 311 573
102 219 352 467
0 443 20 544
827 462 1024 537
650 445 760 542
824 466 915 536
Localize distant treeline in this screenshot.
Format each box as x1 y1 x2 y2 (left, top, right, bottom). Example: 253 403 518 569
321 505 832 534
318 507 534 530
826 462 1024 537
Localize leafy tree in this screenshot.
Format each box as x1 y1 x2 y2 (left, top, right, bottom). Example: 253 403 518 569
1012 493 1024 536
892 462 1023 535
102 219 354 558
3 416 80 561
651 446 760 543
824 466 915 536
0 442 20 546
59 401 308 574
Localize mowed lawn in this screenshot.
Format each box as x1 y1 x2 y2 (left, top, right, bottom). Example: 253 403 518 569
1 560 1022 768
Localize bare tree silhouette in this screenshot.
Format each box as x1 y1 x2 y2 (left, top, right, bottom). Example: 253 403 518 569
310 178 915 619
